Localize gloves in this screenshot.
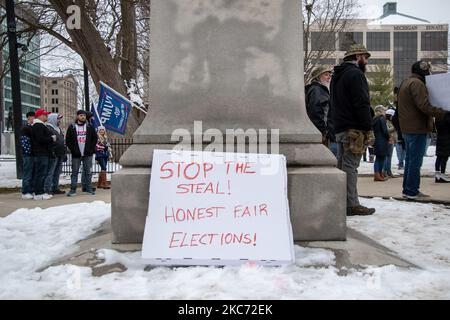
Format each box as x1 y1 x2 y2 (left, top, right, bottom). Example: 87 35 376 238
365 131 375 147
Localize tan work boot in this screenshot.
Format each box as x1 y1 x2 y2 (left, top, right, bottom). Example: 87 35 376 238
347 206 376 216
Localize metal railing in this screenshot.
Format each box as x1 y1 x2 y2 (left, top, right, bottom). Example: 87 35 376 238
62 138 133 175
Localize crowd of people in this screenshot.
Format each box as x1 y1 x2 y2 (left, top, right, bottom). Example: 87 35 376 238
305 43 450 216
20 109 112 201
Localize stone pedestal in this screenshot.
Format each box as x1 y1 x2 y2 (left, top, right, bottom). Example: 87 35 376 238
112 0 347 243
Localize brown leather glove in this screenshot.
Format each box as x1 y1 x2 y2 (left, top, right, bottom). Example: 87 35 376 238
365 130 375 147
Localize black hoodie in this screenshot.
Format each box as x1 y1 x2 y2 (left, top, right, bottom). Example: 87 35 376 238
330 62 373 134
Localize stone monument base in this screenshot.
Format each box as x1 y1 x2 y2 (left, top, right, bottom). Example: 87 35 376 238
111 163 346 244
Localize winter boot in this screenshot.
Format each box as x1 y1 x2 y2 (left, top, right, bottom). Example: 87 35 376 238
102 171 111 189
374 172 385 182
347 206 376 216
435 172 450 183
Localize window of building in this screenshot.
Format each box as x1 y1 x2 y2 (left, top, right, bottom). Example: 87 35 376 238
339 32 363 51
51 98 55 104
394 32 418 86
55 98 59 104
52 80 57 84
370 59 391 65
367 32 390 51
311 32 336 51
421 31 448 51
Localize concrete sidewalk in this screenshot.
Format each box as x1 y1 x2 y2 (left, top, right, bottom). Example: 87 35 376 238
358 176 450 204
0 188 111 218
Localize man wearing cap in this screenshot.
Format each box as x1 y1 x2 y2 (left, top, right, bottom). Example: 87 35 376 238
305 66 337 156
31 109 57 200
330 44 375 216
397 60 450 199
65 110 98 196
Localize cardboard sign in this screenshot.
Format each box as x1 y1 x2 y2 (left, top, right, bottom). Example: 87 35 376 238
142 150 294 266
426 73 450 112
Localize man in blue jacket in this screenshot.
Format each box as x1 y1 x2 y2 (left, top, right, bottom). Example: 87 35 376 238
330 44 376 216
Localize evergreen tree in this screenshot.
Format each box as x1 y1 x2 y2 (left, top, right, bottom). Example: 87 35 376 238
368 65 394 107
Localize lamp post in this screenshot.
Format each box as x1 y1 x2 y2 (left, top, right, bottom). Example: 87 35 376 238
5 0 23 179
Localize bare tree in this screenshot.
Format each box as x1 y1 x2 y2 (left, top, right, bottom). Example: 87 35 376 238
303 0 360 82
0 0 151 137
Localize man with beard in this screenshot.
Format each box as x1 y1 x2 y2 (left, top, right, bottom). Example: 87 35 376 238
330 44 375 216
305 66 337 156
65 110 98 196
397 61 450 199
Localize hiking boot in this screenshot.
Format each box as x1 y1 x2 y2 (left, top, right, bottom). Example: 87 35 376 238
82 187 97 192
67 190 77 197
347 206 376 216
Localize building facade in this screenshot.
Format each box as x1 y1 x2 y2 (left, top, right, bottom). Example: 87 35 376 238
0 12 41 131
40 75 78 131
308 2 449 87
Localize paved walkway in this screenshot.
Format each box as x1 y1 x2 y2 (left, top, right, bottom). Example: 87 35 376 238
0 188 111 218
358 176 450 204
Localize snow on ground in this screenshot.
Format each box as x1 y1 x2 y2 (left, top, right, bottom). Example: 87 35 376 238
358 146 437 176
1 198 450 299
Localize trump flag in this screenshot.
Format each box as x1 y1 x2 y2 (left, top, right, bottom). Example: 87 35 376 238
94 82 132 135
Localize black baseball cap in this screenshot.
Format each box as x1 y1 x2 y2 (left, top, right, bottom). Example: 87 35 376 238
26 111 35 118
77 110 87 116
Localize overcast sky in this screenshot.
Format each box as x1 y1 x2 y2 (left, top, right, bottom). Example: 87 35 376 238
359 0 450 24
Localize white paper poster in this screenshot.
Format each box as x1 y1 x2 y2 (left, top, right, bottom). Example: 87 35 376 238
141 150 294 266
426 72 450 111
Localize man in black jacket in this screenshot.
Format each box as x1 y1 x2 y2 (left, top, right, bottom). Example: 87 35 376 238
305 66 337 156
330 44 375 216
31 109 56 200
66 110 98 196
20 111 35 199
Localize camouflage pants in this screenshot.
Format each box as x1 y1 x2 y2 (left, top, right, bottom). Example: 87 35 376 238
336 131 362 208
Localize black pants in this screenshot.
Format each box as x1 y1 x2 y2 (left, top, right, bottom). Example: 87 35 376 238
435 156 449 173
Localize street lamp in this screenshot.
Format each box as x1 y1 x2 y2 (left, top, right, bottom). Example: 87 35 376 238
5 0 24 179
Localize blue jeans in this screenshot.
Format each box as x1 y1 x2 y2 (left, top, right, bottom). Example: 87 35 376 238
395 143 406 167
33 156 49 195
384 144 394 174
97 157 108 171
403 134 427 196
45 156 63 193
374 155 386 173
329 142 338 158
71 156 93 192
22 156 34 194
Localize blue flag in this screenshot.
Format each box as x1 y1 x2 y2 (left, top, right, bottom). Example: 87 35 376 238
94 82 132 135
